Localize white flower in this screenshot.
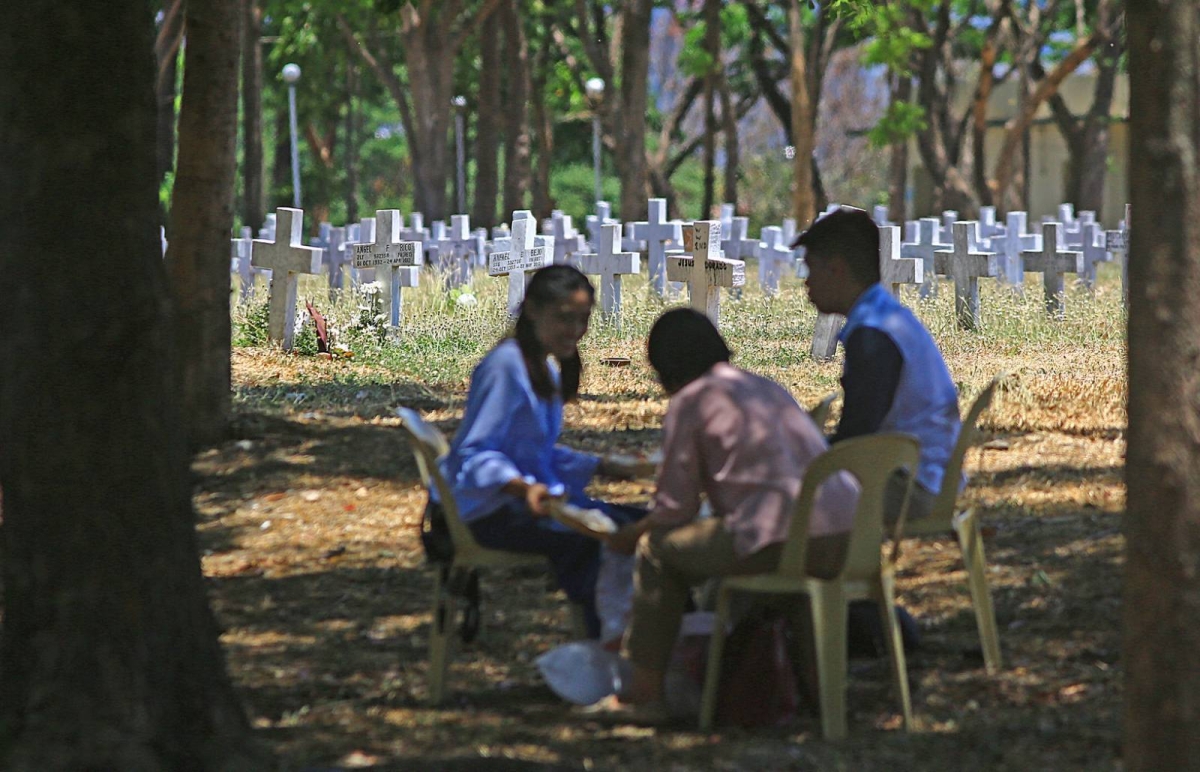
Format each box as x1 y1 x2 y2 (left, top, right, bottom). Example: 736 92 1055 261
455 293 478 308
360 281 382 296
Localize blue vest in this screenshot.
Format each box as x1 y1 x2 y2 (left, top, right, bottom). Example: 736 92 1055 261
840 283 961 493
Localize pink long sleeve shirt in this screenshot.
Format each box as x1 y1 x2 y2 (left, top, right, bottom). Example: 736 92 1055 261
650 363 860 557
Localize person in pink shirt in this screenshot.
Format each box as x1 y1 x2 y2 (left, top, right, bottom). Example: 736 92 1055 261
601 308 859 717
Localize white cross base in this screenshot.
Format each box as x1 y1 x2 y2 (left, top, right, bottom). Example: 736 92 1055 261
811 313 844 361
251 207 323 350
1021 221 1083 318
934 221 1000 330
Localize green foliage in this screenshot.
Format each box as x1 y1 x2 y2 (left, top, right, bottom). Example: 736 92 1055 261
868 101 928 147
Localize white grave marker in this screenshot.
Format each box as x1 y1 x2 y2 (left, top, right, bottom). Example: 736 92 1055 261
872 205 892 226
551 213 587 266
638 198 684 295
251 207 323 350
880 225 923 298
666 221 745 325
1078 222 1111 289
585 201 617 251
934 221 1000 330
579 223 640 326
1107 204 1130 307
900 217 948 299
353 210 421 327
998 212 1040 285
1021 221 1083 318
488 210 552 315
230 226 257 303
757 226 794 295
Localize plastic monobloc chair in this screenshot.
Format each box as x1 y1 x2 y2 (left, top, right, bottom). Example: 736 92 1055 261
894 375 1005 673
698 433 921 739
397 408 586 703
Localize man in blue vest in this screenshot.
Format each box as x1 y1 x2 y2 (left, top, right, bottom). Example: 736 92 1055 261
794 207 961 523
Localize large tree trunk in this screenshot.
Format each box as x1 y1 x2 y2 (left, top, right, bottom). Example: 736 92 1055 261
501 0 531 217
399 3 456 219
0 2 264 768
788 0 816 225
530 56 555 220
700 0 720 217
271 104 290 208
241 0 265 232
472 7 501 229
615 0 651 221
167 0 242 448
1124 2 1200 769
887 73 911 223
719 72 739 209
345 54 359 223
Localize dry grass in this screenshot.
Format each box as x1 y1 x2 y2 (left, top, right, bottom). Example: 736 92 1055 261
201 263 1127 770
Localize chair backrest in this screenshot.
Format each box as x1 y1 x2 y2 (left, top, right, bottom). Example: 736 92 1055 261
775 433 921 581
807 391 838 432
930 375 1005 521
396 407 481 557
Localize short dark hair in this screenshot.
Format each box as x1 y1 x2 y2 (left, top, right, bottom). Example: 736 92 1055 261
647 308 732 394
792 207 880 286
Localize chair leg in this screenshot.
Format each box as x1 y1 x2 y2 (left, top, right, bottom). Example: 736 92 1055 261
569 603 589 640
877 572 913 730
698 585 734 731
810 584 848 741
428 565 458 704
955 510 1002 674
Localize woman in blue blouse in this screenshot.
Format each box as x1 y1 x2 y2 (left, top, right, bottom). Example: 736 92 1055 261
436 265 643 638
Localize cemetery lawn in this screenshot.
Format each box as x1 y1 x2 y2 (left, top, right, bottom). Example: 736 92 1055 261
201 268 1125 770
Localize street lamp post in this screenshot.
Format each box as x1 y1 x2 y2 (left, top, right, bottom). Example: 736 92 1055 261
585 77 605 206
453 95 467 214
282 63 302 209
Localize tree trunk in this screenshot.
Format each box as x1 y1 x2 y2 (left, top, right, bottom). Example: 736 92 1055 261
1063 44 1121 212
473 6 501 229
615 0 651 221
167 0 242 448
399 3 456 219
789 0 815 225
887 73 911 223
0 1 264 768
530 58 555 220
501 0 531 217
719 72 739 209
241 0 265 232
155 0 183 210
700 0 720 217
271 104 290 208
1124 2 1200 768
345 54 359 223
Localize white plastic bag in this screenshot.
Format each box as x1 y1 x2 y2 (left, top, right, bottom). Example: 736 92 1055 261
535 641 632 706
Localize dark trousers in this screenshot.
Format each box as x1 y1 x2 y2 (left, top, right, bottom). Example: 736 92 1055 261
468 499 645 638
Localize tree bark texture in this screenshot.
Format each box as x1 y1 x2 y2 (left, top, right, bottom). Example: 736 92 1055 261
168 0 242 449
888 73 911 223
0 2 263 769
700 0 720 217
399 3 456 219
530 53 555 220
155 0 184 209
345 56 359 224
1124 3 1200 770
719 72 739 209
241 0 265 232
473 9 501 229
501 0 531 217
615 0 651 221
789 0 815 225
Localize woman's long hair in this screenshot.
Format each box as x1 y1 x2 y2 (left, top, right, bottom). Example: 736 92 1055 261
512 265 595 402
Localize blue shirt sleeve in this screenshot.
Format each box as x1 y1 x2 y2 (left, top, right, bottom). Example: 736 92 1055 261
831 327 903 444
553 445 601 501
453 352 532 497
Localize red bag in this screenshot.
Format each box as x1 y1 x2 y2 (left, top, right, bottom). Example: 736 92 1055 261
715 612 800 728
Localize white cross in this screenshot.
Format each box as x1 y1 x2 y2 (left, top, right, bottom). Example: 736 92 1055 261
934 221 1000 330
637 198 684 295
585 201 617 251
939 210 959 244
579 223 639 326
978 207 1004 240
872 205 892 226
880 224 923 298
230 226 258 303
782 218 808 278
551 213 587 266
488 210 552 315
251 207 323 350
435 214 475 288
258 213 277 241
324 226 350 296
757 226 794 295
621 221 644 254
354 210 421 327
998 212 1040 285
1078 222 1111 289
345 216 378 287
666 220 745 326
1022 221 1083 318
719 203 735 233
1107 204 1130 308
900 217 948 299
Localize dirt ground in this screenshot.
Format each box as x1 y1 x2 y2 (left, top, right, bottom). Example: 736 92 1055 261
193 345 1125 771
